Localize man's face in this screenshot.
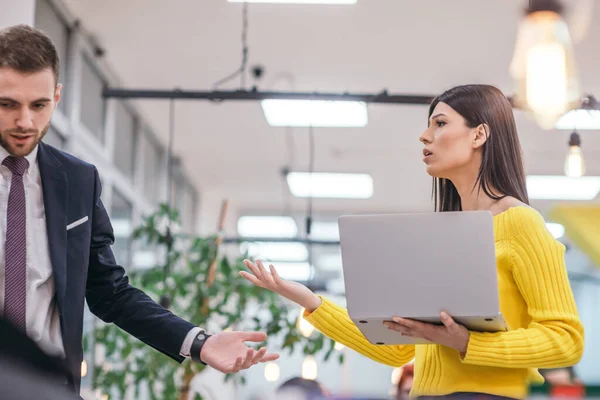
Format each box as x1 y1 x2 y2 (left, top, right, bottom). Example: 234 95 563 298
0 67 60 157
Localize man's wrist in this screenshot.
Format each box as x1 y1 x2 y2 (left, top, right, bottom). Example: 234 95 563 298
180 327 202 358
190 330 212 364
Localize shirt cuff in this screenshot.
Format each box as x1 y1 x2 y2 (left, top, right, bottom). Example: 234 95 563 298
180 327 202 358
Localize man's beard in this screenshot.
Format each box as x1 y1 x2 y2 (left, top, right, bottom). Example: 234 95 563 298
0 122 50 157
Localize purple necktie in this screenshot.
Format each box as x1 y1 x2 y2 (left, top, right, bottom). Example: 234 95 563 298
3 156 29 331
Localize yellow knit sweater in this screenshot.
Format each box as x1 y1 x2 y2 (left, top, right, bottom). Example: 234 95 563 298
304 206 584 399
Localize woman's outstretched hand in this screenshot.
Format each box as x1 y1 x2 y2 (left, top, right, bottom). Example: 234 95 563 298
240 259 322 312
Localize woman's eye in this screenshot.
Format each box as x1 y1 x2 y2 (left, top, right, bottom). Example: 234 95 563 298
436 121 446 127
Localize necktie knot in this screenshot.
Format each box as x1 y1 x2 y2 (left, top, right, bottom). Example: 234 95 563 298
2 156 29 176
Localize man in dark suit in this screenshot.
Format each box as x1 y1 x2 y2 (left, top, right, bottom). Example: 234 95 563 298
0 24 279 394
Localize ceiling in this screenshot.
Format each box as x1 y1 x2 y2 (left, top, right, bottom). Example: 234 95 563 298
61 0 600 219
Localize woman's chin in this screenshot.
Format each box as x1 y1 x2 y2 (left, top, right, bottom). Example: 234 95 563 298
425 165 441 178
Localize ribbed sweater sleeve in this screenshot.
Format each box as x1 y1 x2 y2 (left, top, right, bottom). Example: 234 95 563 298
462 209 584 368
304 296 415 367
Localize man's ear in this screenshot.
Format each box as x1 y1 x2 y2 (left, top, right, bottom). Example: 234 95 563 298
472 124 489 149
54 83 62 108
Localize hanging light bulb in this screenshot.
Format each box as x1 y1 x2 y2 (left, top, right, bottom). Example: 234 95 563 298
302 355 318 380
564 131 585 177
297 309 315 337
264 362 280 382
510 0 581 129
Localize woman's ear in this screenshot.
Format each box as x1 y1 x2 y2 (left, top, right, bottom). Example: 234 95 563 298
472 124 489 149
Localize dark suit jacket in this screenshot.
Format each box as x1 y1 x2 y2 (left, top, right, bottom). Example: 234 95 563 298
37 142 196 392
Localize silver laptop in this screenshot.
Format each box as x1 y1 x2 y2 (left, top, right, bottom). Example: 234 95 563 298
338 210 507 345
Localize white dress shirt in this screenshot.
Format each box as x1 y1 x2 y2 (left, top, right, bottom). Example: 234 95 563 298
0 144 200 360
0 144 65 357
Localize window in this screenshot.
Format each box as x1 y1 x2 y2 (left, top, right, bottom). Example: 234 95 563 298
113 102 137 178
43 125 66 149
178 183 197 232
172 167 197 232
111 190 134 267
34 0 69 113
142 134 163 204
80 56 106 143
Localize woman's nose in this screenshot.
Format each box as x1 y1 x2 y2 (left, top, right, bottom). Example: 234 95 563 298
419 129 431 144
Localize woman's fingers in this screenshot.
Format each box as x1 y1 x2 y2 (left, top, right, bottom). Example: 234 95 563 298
269 264 284 287
239 271 265 288
257 260 276 286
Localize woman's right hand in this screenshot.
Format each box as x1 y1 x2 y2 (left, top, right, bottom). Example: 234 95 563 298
240 259 322 312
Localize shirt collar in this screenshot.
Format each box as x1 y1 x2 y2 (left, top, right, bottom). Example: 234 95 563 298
0 144 39 171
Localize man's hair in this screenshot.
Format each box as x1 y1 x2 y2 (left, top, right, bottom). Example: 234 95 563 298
0 24 60 83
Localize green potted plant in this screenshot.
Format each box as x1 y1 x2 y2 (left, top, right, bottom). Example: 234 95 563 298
91 204 344 400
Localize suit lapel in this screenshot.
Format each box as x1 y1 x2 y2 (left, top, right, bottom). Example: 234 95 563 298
37 143 68 310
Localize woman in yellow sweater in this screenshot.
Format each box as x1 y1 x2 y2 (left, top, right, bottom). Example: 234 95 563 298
240 84 584 399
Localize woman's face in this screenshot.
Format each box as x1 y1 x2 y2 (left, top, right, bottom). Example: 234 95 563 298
419 102 483 179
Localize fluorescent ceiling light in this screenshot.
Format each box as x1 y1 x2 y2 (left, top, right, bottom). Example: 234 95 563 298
526 175 600 200
229 0 356 4
272 262 314 281
546 222 565 239
318 253 342 271
287 172 373 199
133 250 157 270
555 109 600 130
261 99 368 127
310 221 340 241
238 216 297 238
112 219 132 237
243 242 308 261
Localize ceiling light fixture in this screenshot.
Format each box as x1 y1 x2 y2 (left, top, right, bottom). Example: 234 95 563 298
243 242 309 262
261 99 368 127
510 0 581 129
275 262 314 281
564 131 585 177
555 108 600 130
526 175 600 200
228 0 357 4
287 172 373 199
237 216 298 238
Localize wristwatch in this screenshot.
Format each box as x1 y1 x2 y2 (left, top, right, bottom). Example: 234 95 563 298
190 329 212 365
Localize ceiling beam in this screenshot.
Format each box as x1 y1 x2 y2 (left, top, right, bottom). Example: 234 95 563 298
103 87 600 111
103 87 435 105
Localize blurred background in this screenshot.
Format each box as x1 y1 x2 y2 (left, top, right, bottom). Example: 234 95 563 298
5 0 600 399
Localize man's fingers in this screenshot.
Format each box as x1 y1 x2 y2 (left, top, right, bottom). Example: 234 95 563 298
260 352 280 362
230 356 243 373
251 347 267 365
241 348 255 369
239 331 268 343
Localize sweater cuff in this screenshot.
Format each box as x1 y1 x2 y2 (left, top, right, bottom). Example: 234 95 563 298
461 331 496 365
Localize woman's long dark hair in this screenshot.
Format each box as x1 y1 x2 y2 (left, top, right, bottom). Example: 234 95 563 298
429 84 529 212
